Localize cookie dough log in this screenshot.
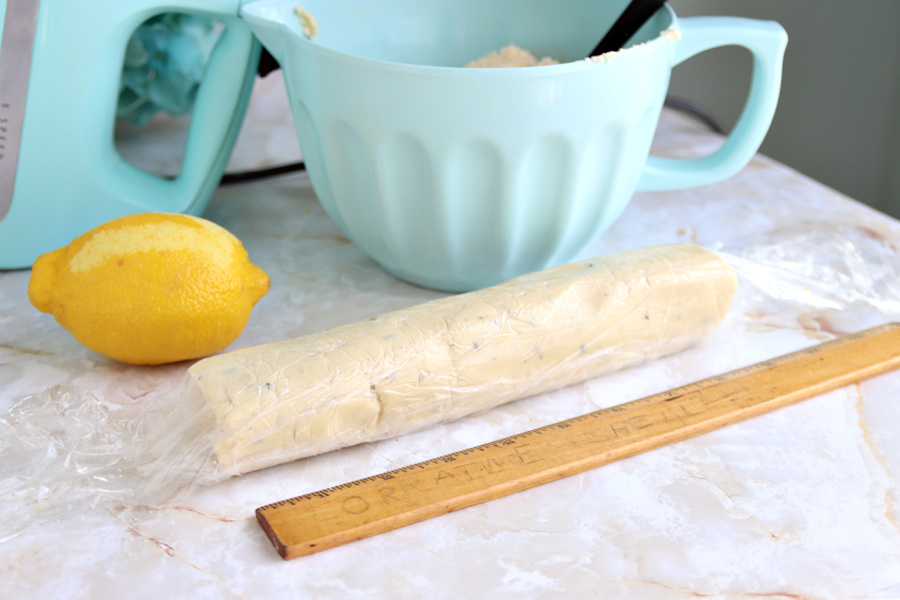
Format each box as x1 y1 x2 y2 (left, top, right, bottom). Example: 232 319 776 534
184 244 738 483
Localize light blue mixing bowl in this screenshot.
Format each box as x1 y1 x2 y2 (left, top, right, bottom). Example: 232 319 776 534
242 0 787 291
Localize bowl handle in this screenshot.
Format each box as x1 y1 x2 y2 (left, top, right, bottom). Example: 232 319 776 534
636 17 788 192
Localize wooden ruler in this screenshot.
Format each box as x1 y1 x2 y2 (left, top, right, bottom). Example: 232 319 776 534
256 322 900 560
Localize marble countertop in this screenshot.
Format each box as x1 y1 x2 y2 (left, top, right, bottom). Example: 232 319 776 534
2 73 900 599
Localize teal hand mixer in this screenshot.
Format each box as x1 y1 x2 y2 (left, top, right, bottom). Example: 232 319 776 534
0 0 262 269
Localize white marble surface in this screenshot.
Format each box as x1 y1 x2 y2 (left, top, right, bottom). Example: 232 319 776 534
3 73 900 599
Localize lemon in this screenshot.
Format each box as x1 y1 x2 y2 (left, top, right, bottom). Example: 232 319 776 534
28 212 270 365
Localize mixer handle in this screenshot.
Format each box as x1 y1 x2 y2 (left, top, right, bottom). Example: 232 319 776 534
104 14 259 214
636 17 788 192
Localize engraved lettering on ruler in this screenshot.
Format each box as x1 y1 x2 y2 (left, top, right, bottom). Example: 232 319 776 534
659 405 689 425
624 414 654 430
513 445 544 465
609 422 628 439
483 458 507 474
438 446 545 485
435 469 455 484
341 496 370 514
572 424 617 446
435 460 487 484
377 487 404 504
456 462 482 481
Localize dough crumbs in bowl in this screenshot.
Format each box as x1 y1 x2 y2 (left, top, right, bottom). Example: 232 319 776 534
465 44 559 68
294 4 318 39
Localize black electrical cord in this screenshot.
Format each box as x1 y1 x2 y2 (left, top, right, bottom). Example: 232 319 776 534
220 160 305 184
217 96 726 186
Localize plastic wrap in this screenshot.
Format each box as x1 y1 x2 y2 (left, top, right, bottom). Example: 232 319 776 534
726 225 900 317
2 234 899 542
184 244 735 482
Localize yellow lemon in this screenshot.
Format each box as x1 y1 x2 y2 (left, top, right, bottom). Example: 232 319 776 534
28 212 270 365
